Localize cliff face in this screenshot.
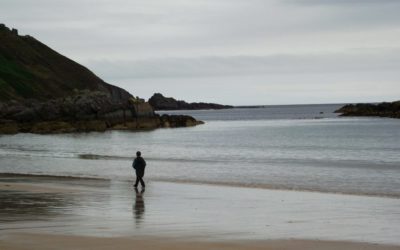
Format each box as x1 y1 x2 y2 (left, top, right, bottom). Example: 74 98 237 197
148 93 233 110
335 101 400 119
0 24 203 133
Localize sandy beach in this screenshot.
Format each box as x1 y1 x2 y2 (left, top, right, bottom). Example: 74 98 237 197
1 174 400 250
2 233 400 250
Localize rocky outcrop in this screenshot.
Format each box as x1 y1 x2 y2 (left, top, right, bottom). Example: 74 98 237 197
335 101 400 119
0 91 204 134
148 93 233 110
159 114 204 128
0 24 203 134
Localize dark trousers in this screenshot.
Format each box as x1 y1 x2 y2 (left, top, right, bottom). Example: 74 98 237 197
134 174 145 187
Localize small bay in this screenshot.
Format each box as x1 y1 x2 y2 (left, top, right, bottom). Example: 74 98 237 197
1 104 399 197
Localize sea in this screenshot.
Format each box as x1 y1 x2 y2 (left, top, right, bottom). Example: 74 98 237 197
1 104 399 198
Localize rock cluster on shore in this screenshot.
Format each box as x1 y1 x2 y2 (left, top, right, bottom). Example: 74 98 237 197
0 24 203 134
148 93 233 110
335 101 400 119
0 90 204 134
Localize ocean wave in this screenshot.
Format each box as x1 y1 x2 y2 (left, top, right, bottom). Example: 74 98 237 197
0 149 218 163
77 154 221 164
0 149 76 159
78 154 132 161
0 172 110 181
1 149 400 170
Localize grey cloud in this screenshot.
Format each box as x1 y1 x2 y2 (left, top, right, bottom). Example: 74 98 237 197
286 0 400 5
5 0 399 42
87 49 400 79
1 0 400 104
283 0 400 33
2 0 400 63
113 72 400 105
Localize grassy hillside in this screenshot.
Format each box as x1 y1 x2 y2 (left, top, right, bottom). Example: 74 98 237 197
0 24 131 102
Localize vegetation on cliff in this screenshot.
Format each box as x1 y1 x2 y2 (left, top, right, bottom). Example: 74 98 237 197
149 93 233 110
0 24 203 133
335 101 400 119
0 24 131 102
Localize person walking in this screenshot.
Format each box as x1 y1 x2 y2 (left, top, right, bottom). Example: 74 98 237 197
132 151 146 188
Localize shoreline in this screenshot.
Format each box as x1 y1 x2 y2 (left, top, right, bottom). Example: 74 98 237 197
1 175 400 247
1 172 399 199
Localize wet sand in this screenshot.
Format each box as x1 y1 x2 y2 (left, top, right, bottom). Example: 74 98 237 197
2 233 400 250
1 175 400 249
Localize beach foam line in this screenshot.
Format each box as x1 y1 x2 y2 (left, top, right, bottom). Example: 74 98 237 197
2 150 399 170
1 172 399 199
78 154 223 164
151 177 400 199
0 151 220 163
0 172 109 181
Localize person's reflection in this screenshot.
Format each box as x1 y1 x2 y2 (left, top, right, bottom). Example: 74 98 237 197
133 187 145 226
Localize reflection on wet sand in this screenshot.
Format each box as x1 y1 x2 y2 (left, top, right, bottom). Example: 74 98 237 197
133 188 145 226
1 175 400 246
0 190 72 223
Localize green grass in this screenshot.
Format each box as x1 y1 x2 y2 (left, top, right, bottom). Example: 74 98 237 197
0 55 34 79
0 55 38 99
0 78 13 100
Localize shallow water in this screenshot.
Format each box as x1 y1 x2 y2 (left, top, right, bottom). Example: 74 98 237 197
0 104 399 197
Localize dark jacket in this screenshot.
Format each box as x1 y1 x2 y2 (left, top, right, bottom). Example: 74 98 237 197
132 157 146 176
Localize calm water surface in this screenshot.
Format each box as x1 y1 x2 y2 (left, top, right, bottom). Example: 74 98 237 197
1 104 399 197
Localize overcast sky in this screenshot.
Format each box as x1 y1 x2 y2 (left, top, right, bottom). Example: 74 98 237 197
1 0 400 105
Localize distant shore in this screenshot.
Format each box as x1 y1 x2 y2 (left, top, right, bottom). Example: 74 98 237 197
335 101 400 119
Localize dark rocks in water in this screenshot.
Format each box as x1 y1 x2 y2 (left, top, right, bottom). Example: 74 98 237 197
0 24 203 134
149 93 233 110
335 101 400 119
159 114 204 128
